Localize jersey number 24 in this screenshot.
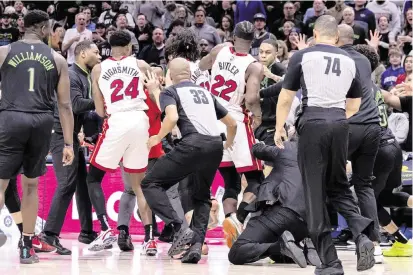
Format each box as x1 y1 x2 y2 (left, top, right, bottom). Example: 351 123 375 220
110 77 140 103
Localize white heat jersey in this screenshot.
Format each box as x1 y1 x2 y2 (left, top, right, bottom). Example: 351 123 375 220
189 60 210 90
210 46 256 120
98 56 148 115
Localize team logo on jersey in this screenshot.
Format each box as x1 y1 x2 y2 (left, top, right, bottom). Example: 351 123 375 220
4 215 12 227
229 56 235 62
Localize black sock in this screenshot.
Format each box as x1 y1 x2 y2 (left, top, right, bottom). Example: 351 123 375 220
392 229 409 244
152 213 159 233
98 214 109 231
225 213 233 218
16 223 23 234
117 225 129 234
236 202 249 224
144 224 153 242
23 234 33 248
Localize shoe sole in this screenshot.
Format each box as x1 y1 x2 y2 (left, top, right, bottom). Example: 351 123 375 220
145 248 157 256
20 256 40 264
304 239 321 267
222 219 240 249
281 231 307 268
88 236 117 252
181 251 201 264
34 247 57 253
356 240 375 271
168 228 194 257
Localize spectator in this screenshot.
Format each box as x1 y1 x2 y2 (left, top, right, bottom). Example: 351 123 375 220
199 38 210 57
378 16 391 63
49 23 65 55
201 0 220 25
17 15 24 40
342 7 367 45
134 14 153 51
162 1 177 33
99 0 135 28
196 5 217 27
381 49 405 91
190 9 221 51
234 0 266 24
250 13 276 59
93 23 107 44
98 26 116 61
137 0 165 29
398 8 412 55
175 5 193 27
88 3 99 23
166 19 185 39
367 0 401 43
354 0 377 33
276 40 289 67
121 1 139 18
396 55 412 84
62 13 93 65
220 0 234 21
271 1 305 39
138 27 166 65
286 27 301 51
217 15 233 43
13 1 26 17
0 14 19 46
303 0 327 24
73 7 96 32
326 0 349 23
282 21 295 41
115 14 139 54
304 0 326 37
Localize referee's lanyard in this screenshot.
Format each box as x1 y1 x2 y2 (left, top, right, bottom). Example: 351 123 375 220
75 63 92 98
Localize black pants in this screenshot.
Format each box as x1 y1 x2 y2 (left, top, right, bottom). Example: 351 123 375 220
44 133 93 235
372 140 410 226
228 205 307 265
141 133 223 243
347 123 381 242
296 108 373 266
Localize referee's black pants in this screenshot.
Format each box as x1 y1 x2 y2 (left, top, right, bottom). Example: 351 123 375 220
141 133 223 244
296 108 373 266
347 123 381 242
228 205 307 265
44 133 93 236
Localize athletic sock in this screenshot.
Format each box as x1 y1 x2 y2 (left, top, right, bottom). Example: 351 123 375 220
236 202 249 224
16 223 23 234
22 234 34 248
98 214 110 231
144 224 153 242
117 225 129 234
225 213 233 218
392 229 409 244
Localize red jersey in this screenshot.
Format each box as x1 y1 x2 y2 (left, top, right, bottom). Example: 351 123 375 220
145 90 164 159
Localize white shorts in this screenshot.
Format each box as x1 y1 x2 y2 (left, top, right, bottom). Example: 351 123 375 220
218 117 262 173
90 111 149 173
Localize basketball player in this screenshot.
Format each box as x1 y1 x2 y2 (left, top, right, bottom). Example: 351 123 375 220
0 10 75 264
199 21 264 247
87 30 151 251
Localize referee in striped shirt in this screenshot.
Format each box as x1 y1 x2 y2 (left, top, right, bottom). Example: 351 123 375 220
274 15 375 274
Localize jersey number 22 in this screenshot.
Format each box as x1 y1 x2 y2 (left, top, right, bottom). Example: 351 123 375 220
110 77 140 103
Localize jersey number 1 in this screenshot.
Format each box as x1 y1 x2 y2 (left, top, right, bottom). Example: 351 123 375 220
111 77 140 103
28 67 35 92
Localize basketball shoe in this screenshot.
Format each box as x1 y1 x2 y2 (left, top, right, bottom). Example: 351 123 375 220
88 229 117 251
141 239 157 256
222 213 243 248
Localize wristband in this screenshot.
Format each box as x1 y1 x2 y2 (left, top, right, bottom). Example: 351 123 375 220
64 143 73 149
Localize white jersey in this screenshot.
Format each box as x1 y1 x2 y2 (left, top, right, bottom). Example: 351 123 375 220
98 56 148 115
189 60 210 90
210 46 256 119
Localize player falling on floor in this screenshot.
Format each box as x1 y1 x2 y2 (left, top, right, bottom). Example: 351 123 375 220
199 21 264 247
0 10 74 264
87 30 152 251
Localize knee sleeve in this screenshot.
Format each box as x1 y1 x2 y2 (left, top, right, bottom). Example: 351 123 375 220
4 178 20 213
220 167 241 201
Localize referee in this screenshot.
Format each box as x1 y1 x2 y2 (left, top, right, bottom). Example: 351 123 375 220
274 16 375 274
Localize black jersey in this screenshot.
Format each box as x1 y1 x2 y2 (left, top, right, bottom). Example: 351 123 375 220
0 41 59 113
373 83 395 141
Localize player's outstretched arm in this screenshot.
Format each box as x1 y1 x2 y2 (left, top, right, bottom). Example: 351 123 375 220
245 62 264 129
91 64 106 118
381 89 402 111
198 43 229 71
54 52 74 147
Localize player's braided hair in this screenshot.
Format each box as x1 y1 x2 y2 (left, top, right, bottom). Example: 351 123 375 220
24 10 49 29
353 44 380 71
164 29 199 62
234 21 255 41
109 30 131 47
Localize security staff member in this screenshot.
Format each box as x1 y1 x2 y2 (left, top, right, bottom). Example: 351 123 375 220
40 41 101 255
336 24 381 244
274 15 375 275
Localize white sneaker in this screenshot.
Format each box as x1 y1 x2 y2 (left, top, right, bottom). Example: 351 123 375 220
141 239 157 256
374 245 383 264
88 229 117 251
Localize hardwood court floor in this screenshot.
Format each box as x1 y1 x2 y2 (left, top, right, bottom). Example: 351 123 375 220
0 235 412 275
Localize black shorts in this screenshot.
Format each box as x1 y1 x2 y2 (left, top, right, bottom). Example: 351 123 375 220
0 111 53 179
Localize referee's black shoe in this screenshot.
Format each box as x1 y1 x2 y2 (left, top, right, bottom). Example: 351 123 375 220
168 227 194 257
355 233 375 271
181 242 202 264
280 231 307 268
303 238 321 267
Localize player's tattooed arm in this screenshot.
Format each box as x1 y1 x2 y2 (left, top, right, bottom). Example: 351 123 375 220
91 64 106 118
245 62 264 129
54 51 74 146
198 43 230 71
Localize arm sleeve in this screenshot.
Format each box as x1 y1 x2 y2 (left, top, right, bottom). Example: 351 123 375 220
260 81 283 98
252 143 280 162
212 96 228 119
69 71 95 114
346 68 363 98
160 87 178 113
282 51 303 91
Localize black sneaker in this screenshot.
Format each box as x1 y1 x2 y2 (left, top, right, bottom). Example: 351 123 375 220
181 242 202 264
333 228 353 247
303 238 321 267
315 260 344 275
159 224 173 243
355 233 375 271
168 227 194 257
379 232 393 247
39 232 72 255
0 228 7 248
20 246 40 264
118 230 134 251
279 231 307 268
78 232 98 244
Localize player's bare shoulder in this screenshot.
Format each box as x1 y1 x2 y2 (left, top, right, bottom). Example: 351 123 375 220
246 61 264 80
137 59 151 75
91 63 102 79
